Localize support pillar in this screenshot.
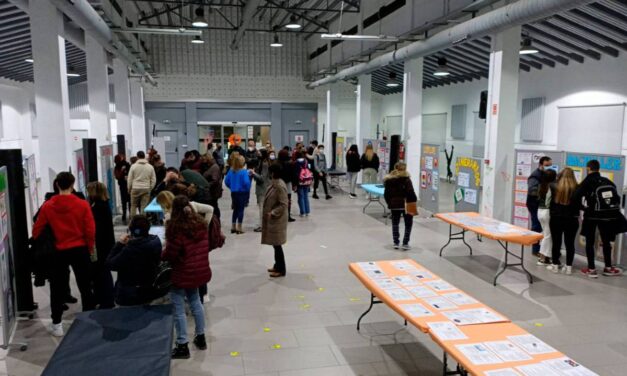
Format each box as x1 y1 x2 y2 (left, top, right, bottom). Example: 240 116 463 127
356 75 372 150
30 0 72 190
481 26 521 221
86 34 111 147
270 103 282 147
113 59 132 154
130 80 146 153
325 84 339 165
402 58 424 198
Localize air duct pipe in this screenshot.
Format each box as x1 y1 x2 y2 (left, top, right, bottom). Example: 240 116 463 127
46 0 157 86
230 0 263 50
307 0 595 88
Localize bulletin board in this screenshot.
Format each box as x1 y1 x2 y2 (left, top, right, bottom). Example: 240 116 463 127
335 136 345 170
454 157 482 213
565 152 626 264
511 149 564 229
0 167 17 349
420 144 439 213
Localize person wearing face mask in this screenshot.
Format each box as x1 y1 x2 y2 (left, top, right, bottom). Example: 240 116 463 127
313 144 332 200
250 150 271 232
212 144 225 171
526 156 552 257
295 152 313 217
269 151 277 162
245 139 260 168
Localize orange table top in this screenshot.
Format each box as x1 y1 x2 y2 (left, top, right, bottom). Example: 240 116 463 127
435 212 543 246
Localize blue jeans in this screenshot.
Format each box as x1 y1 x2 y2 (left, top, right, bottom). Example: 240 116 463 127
170 288 205 345
231 191 249 224
297 186 310 215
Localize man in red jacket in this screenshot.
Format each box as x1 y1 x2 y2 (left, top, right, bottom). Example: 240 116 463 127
33 172 96 337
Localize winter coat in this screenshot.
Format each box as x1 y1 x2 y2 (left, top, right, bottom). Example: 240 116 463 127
361 154 380 171
346 152 361 173
314 153 328 174
279 159 299 187
261 179 289 246
90 199 115 261
383 171 418 210
162 229 212 289
527 168 543 197
182 169 209 189
153 162 167 184
252 161 271 201
574 172 627 238
213 149 225 168
225 169 252 193
128 159 156 191
114 160 130 181
106 235 162 306
203 162 223 199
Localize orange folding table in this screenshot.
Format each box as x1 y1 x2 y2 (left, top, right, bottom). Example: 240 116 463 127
435 212 543 286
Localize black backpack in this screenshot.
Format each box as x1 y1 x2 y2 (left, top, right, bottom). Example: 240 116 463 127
590 178 621 213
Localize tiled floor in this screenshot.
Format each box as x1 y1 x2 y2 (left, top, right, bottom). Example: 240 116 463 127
4 181 627 375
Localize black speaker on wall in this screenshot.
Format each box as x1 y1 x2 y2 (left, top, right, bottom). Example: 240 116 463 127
389 135 401 173
479 90 488 119
330 132 337 170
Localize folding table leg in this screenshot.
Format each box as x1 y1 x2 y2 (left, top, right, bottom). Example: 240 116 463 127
520 244 534 284
356 293 382 331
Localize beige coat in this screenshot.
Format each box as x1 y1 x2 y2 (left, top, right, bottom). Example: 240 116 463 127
128 159 156 191
261 179 288 246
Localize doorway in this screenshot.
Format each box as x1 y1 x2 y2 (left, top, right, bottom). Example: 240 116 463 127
197 122 271 159
156 130 179 167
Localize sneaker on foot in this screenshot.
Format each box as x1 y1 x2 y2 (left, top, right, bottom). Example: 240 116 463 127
563 265 572 275
288 217 296 222
193 334 207 350
393 244 400 250
603 266 623 276
48 323 64 337
547 264 561 273
171 343 190 359
253 226 262 232
349 194 357 199
326 195 332 200
312 195 319 199
401 244 411 251
581 268 598 278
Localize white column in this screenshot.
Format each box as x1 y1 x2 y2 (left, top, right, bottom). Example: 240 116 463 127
86 34 111 146
30 0 72 190
113 58 132 153
355 75 372 150
402 58 424 197
325 84 338 163
481 26 521 221
130 80 146 153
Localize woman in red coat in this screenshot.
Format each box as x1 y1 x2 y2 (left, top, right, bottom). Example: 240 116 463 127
162 195 211 359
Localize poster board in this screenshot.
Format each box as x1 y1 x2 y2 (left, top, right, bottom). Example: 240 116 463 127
100 145 117 214
454 157 482 212
565 152 626 264
0 167 17 349
335 136 345 170
73 149 86 194
24 155 38 220
511 149 564 229
420 144 439 213
363 139 390 182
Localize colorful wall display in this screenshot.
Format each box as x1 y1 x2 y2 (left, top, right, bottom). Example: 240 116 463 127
335 136 345 170
454 157 482 212
420 144 439 213
73 149 86 194
363 139 390 182
0 167 17 348
100 145 117 214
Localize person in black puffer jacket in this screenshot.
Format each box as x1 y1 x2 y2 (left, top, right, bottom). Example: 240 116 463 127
346 145 361 198
106 215 163 306
384 162 418 250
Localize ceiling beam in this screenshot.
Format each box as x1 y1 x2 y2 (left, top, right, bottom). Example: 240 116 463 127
525 24 601 60
539 20 619 57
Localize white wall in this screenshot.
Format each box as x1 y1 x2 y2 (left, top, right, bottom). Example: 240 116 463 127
0 81 35 156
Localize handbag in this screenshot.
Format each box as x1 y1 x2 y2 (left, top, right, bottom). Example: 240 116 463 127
405 201 418 216
153 261 173 291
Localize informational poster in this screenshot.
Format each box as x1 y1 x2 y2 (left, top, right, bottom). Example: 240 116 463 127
420 144 439 213
0 167 17 349
100 145 117 214
454 157 482 212
511 150 564 230
335 137 345 170
24 154 38 219
73 148 86 194
564 152 626 263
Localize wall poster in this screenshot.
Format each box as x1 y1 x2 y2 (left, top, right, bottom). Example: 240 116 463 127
73 149 86 194
454 156 482 213
363 139 390 182
335 137 345 170
100 145 117 214
0 167 17 349
420 144 439 213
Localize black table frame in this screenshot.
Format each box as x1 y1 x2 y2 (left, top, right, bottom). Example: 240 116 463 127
438 223 534 286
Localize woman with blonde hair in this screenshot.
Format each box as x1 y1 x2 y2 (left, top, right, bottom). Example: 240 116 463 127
360 144 380 184
548 167 580 274
225 155 252 234
156 190 213 222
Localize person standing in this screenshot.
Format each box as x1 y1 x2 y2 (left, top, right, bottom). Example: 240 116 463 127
212 143 225 172
383 162 418 251
278 149 298 222
263 164 289 278
346 145 361 198
361 144 380 185
128 151 156 217
295 153 312 217
163 196 211 359
86 182 115 309
245 139 260 167
152 154 167 184
526 156 553 256
536 169 557 266
114 154 131 223
547 168 579 274
32 172 96 337
312 144 332 200
225 155 252 234
202 154 223 219
251 151 271 232
574 160 626 278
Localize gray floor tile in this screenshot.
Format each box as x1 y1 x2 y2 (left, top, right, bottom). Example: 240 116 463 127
242 346 339 374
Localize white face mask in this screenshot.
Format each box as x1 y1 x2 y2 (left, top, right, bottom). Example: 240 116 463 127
319 149 324 153
297 158 305 162
269 155 276 160
248 146 254 151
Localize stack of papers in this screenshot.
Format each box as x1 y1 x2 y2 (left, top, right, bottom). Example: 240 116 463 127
383 288 414 301
400 303 434 318
427 322 467 341
506 334 557 355
442 308 507 325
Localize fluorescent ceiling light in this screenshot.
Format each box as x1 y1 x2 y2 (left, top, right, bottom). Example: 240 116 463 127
386 72 400 87
192 7 208 28
433 57 450 77
520 37 539 55
321 33 399 42
270 34 283 47
24 58 33 63
191 35 204 44
285 15 301 29
67 66 80 77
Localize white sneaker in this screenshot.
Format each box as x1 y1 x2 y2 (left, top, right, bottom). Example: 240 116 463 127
401 244 411 251
48 323 64 337
546 264 561 273
563 265 572 275
393 244 400 250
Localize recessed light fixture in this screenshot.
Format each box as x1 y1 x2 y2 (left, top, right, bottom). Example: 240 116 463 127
192 7 208 28
270 34 283 47
24 58 34 63
386 72 400 87
433 57 450 77
67 66 80 77
520 37 539 55
191 35 204 44
285 15 301 30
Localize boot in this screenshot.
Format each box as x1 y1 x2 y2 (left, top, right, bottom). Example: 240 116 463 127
171 343 190 359
236 224 245 234
193 334 207 350
231 224 237 234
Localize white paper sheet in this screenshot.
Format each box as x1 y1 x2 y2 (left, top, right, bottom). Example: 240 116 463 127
513 217 529 228
442 308 507 325
424 280 457 292
455 343 503 365
485 341 533 362
516 164 532 177
464 189 477 205
442 292 478 306
514 206 529 219
384 288 415 301
507 334 557 355
390 261 418 272
373 278 398 290
517 152 532 165
364 269 388 279
427 322 467 341
423 296 458 310
408 285 438 298
543 357 598 376
425 156 434 170
514 191 527 203
516 364 561 376
515 179 528 192
357 262 380 271
484 369 522 376
413 270 435 280
393 275 421 287
400 303 434 318
457 172 470 188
